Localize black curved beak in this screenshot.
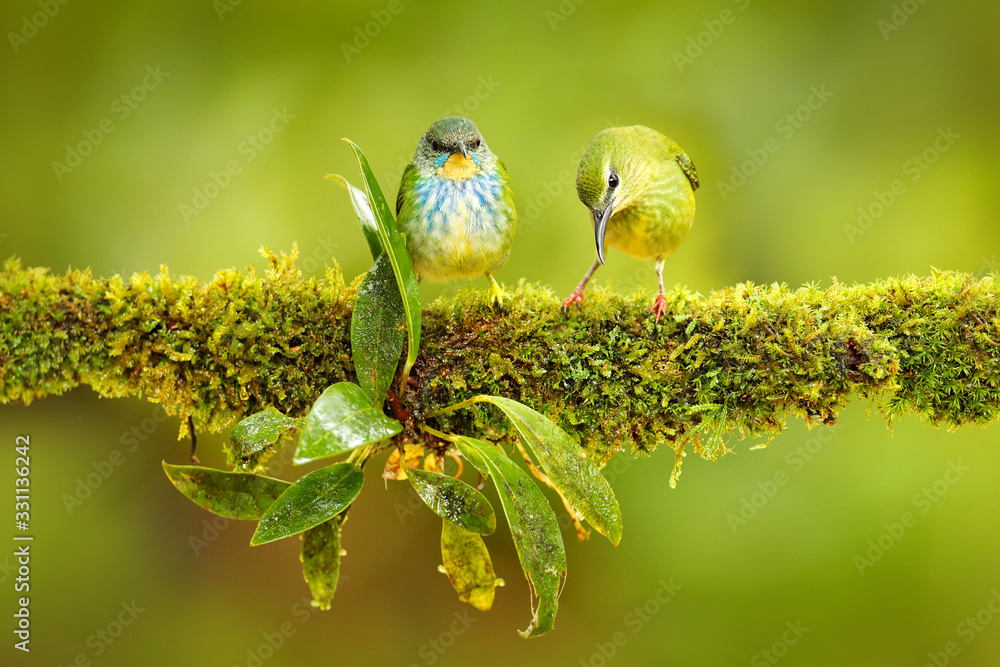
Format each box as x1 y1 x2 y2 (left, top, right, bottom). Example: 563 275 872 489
592 203 614 265
456 141 469 159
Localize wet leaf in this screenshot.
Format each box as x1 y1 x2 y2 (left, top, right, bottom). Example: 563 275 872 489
459 442 490 477
342 139 421 391
351 252 405 407
301 515 345 610
229 407 300 459
407 466 496 535
473 395 623 546
251 463 364 546
439 520 504 611
454 437 566 638
294 382 402 464
162 462 290 520
383 444 425 481
326 174 382 261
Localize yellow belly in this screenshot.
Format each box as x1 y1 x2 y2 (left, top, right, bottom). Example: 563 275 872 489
603 159 696 261
605 205 694 261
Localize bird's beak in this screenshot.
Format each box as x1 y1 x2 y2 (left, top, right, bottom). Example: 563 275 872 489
456 141 469 159
592 202 614 265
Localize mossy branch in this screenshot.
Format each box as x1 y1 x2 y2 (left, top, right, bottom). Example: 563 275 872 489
3 248 999 474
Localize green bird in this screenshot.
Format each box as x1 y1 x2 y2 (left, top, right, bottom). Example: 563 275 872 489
562 125 698 321
396 116 517 307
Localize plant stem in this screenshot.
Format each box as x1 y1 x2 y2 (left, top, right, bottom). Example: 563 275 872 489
418 424 459 443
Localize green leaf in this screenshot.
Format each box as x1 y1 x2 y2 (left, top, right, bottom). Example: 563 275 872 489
439 520 504 611
326 174 382 261
229 407 300 458
294 382 402 464
162 462 290 520
407 466 496 535
473 396 623 546
301 515 345 610
351 253 405 408
251 462 364 546
342 138 421 392
454 437 566 638
458 442 490 476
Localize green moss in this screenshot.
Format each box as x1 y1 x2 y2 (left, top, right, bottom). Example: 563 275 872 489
1 248 353 437
3 251 999 479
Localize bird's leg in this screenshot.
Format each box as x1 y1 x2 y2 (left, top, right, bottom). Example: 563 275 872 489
486 273 504 309
650 258 668 322
561 256 602 312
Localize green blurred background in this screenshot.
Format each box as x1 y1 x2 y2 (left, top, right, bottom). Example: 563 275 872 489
2 0 1000 665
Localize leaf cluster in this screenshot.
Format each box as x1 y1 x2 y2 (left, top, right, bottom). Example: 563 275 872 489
159 142 623 635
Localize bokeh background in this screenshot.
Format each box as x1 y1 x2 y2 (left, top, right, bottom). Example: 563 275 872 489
2 1 1000 665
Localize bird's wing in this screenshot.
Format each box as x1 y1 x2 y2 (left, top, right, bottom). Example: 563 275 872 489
396 162 416 215
495 159 517 219
675 152 699 191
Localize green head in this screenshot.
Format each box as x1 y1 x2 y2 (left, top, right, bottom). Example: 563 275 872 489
576 125 687 264
412 116 495 176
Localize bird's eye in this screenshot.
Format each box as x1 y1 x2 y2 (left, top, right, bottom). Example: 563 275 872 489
430 139 445 152
608 172 620 189
469 138 481 150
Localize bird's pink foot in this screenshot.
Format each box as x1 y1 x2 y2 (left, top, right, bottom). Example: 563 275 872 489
650 292 668 323
561 288 586 313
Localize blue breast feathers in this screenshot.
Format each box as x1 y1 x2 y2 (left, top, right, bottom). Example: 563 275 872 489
413 171 508 235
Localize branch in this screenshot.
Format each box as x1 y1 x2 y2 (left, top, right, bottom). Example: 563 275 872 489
3 249 999 476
